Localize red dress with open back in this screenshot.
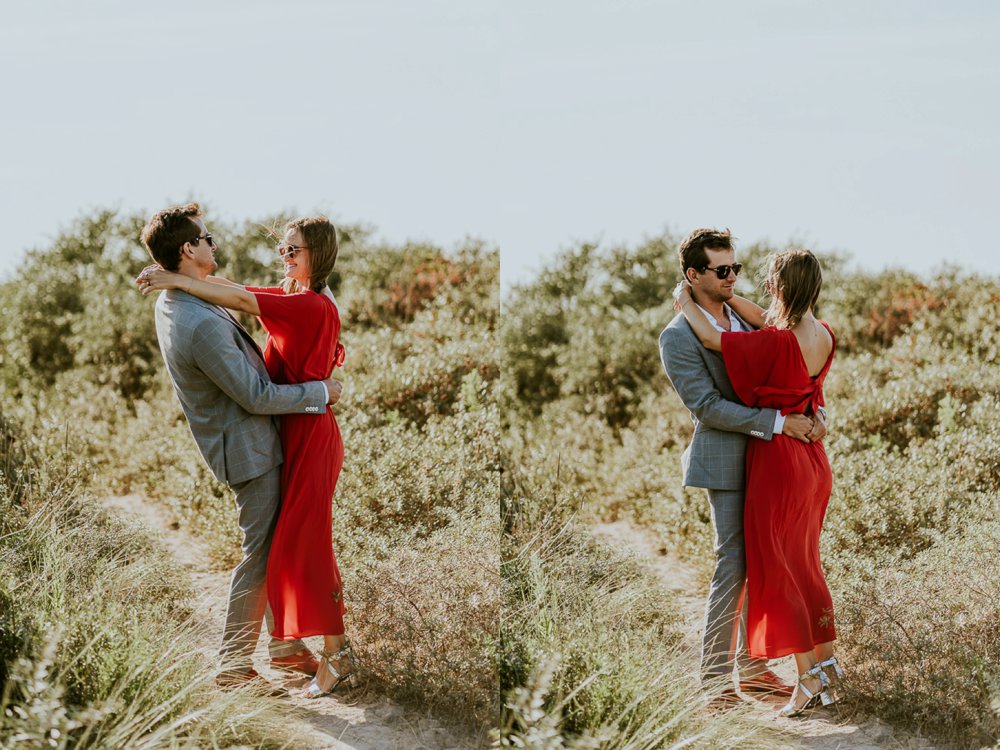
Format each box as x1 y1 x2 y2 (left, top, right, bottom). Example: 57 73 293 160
248 286 346 638
720 322 837 659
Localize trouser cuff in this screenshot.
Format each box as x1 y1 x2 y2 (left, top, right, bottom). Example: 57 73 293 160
268 637 306 658
736 659 768 680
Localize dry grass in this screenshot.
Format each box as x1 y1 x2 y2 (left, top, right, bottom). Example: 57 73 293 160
499 469 793 749
350 517 499 728
0 444 306 749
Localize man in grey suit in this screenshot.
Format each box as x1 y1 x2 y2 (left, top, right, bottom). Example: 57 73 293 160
139 203 339 687
658 228 825 703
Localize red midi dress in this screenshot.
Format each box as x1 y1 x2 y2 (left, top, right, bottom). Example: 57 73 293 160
720 322 837 659
248 286 346 638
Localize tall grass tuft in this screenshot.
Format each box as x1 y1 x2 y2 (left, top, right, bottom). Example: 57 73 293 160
0 442 307 748
500 463 792 749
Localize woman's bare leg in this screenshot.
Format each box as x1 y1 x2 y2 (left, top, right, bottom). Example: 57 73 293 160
813 641 834 662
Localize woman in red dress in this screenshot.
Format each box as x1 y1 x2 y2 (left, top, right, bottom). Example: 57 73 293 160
141 217 355 698
676 249 843 717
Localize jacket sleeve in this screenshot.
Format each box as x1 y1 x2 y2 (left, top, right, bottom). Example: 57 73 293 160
660 324 778 439
190 315 327 415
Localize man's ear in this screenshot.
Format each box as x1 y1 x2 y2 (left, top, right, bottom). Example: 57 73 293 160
685 267 699 286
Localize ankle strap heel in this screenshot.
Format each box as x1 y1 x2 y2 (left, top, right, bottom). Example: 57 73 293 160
304 640 359 699
778 663 829 717
818 656 843 680
817 656 843 705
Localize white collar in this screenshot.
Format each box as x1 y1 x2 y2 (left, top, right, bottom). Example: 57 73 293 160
694 302 744 333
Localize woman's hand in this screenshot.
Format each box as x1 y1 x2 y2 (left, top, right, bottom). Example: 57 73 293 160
323 377 343 405
673 280 693 312
137 266 188 295
674 279 722 351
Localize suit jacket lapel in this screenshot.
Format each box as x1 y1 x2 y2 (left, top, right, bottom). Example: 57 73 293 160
218 307 266 361
729 307 755 332
169 290 266 361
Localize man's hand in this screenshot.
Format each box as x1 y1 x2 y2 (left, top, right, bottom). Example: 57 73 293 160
323 377 343 406
806 409 827 442
782 414 814 443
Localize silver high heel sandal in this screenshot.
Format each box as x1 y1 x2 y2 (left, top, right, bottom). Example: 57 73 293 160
304 640 359 699
778 663 831 717
817 656 844 703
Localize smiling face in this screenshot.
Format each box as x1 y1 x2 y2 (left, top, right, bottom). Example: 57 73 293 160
279 228 312 285
687 247 737 303
182 216 218 278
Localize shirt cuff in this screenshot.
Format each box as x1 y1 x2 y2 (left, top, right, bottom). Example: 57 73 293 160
319 382 329 404
772 412 786 434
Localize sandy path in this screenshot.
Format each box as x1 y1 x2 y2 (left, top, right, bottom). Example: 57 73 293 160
102 494 483 750
589 520 940 750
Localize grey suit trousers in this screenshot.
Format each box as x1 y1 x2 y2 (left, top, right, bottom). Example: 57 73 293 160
702 489 766 682
221 466 304 670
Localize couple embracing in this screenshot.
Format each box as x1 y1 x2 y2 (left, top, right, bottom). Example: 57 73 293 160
138 203 355 698
659 228 844 717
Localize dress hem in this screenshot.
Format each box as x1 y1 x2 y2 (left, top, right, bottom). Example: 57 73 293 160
750 634 837 660
273 627 347 640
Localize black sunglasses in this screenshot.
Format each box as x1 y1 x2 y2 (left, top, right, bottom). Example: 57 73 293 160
277 243 309 260
698 262 742 280
190 232 215 246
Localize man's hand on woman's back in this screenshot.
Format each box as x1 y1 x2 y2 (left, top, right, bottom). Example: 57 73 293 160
782 414 815 443
806 410 827 442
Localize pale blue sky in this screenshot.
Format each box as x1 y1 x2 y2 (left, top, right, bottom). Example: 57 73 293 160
2 1 997 290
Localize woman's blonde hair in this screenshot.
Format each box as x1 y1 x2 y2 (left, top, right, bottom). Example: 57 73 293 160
763 249 822 329
281 216 339 294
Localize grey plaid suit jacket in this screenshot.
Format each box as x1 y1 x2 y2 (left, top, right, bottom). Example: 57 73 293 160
155 289 328 486
658 311 778 491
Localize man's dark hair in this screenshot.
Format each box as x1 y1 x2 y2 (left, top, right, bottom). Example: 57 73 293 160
678 228 735 274
140 203 202 271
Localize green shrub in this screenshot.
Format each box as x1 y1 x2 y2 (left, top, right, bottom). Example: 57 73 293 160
831 522 1000 746
502 239 680 427
346 306 500 428
341 241 499 331
350 513 499 729
0 211 158 401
